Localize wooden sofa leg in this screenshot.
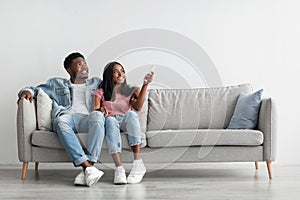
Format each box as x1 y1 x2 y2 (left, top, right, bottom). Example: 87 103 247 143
255 161 258 170
35 162 39 171
22 162 29 180
266 161 272 179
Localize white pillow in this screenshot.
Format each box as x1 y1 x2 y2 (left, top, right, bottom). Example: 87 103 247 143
37 88 53 131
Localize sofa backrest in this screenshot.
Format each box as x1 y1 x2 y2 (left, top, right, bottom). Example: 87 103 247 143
147 84 252 131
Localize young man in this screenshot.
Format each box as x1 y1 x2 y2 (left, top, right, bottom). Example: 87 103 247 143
17 52 105 187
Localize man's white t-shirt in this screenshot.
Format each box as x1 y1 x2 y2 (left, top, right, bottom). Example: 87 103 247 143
69 84 89 115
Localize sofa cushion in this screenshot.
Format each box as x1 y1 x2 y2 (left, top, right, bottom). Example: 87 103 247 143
146 129 264 147
31 130 147 150
227 89 263 129
37 88 53 131
147 84 252 131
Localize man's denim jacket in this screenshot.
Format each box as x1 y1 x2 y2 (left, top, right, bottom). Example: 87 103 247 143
18 77 102 119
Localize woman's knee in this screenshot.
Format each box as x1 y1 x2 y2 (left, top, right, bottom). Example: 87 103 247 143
105 116 118 126
125 111 139 121
89 111 105 123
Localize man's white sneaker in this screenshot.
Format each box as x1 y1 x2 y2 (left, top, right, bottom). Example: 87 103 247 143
74 171 87 186
114 166 127 185
127 159 146 184
85 166 104 187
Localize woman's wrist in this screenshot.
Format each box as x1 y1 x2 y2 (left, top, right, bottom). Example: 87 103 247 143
100 107 105 112
96 106 105 112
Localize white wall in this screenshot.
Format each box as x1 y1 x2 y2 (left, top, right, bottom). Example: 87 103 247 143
0 0 299 164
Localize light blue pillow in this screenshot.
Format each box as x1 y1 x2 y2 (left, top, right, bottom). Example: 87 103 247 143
227 89 263 129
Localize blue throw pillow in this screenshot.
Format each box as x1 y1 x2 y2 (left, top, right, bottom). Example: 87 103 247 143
227 89 263 129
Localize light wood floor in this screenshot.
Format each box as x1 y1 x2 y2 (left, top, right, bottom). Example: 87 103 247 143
0 163 299 200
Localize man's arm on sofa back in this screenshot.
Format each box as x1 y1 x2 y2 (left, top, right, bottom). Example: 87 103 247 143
17 99 37 162
258 98 277 161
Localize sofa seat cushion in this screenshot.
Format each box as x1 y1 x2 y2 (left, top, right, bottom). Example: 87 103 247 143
31 131 146 149
146 129 263 148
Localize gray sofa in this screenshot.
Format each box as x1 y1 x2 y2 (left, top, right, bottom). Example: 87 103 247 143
17 84 276 180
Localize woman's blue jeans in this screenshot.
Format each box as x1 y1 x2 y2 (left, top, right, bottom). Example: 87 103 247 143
105 111 142 154
53 111 105 166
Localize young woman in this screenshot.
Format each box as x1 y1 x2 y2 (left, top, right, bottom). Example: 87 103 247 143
94 61 153 184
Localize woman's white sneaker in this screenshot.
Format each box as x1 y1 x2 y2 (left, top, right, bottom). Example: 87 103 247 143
114 166 127 184
127 159 146 184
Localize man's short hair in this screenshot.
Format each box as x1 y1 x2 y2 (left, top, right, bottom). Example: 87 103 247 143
63 52 85 69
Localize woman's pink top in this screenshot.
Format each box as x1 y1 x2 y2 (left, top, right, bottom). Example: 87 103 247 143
94 88 132 117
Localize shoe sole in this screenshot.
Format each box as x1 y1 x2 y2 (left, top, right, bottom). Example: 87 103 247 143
114 179 127 185
114 182 127 185
74 182 87 186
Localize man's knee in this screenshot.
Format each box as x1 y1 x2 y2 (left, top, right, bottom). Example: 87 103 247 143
53 114 72 132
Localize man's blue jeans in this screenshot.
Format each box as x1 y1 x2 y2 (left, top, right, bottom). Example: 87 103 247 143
105 111 142 154
53 111 105 166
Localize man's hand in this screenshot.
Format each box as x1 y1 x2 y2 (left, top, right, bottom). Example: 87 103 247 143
17 90 33 104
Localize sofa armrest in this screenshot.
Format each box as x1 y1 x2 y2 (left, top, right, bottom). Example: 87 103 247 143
258 98 277 161
17 99 37 162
